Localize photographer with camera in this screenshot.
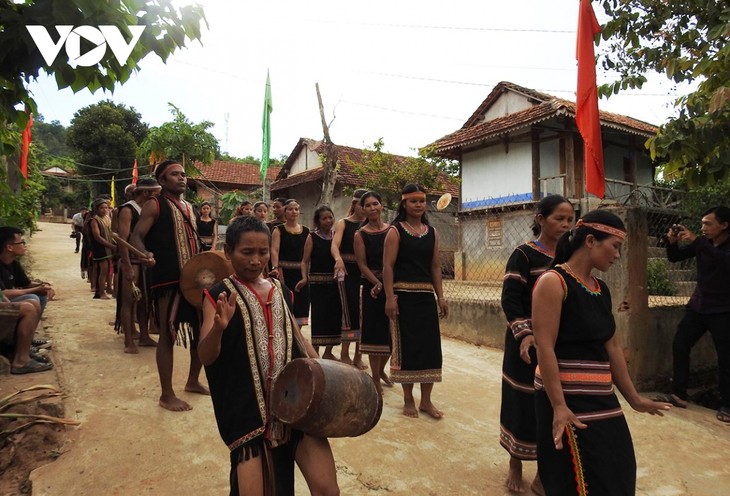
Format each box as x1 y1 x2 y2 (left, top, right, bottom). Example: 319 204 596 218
656 206 730 423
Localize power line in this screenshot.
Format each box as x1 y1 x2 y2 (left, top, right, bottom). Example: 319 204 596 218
340 100 465 121
296 17 575 34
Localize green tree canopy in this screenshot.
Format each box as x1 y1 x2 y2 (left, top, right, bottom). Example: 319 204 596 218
66 100 147 196
0 0 206 157
33 115 70 157
139 103 219 171
598 1 730 186
347 139 457 208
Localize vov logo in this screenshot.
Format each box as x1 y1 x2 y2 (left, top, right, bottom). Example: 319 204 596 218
26 25 145 67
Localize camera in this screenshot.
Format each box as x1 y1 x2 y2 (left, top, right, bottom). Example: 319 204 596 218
670 225 681 235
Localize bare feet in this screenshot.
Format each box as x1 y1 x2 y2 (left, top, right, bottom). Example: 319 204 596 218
124 344 139 354
138 337 157 347
506 457 524 493
322 351 338 360
340 356 354 366
159 395 192 412
403 403 419 418
132 330 141 340
418 402 444 419
530 474 545 496
381 371 394 387
184 382 210 395
355 360 369 371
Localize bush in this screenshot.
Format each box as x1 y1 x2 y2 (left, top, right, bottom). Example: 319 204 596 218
647 259 677 296
678 181 730 231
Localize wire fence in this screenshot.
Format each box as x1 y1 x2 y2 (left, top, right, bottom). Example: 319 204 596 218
427 201 696 308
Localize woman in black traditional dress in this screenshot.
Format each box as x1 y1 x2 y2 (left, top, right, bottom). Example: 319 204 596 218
354 191 393 395
297 205 340 359
500 195 573 495
197 201 218 251
532 210 671 496
271 199 310 326
331 189 367 368
383 184 448 419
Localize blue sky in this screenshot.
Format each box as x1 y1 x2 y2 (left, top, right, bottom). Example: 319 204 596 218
27 0 685 161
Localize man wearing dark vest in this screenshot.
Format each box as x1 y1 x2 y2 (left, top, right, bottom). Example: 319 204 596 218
116 177 161 354
130 161 209 411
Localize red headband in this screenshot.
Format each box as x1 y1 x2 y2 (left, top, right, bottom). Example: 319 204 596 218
576 219 626 239
402 192 426 201
157 163 183 181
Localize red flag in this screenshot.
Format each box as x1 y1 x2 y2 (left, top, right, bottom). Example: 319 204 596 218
20 113 33 179
576 0 604 199
132 159 138 185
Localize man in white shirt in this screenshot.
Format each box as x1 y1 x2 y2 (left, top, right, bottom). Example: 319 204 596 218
71 207 88 253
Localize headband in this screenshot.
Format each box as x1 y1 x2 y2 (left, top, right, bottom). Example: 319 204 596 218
93 198 109 208
402 192 426 201
575 219 626 239
156 163 183 181
135 183 162 192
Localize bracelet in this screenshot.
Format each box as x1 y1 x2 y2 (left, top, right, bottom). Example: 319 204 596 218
271 266 279 270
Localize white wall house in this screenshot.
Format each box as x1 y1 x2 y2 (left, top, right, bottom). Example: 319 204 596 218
430 81 659 209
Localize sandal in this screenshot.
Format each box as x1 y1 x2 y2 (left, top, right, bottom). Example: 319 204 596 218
716 407 730 423
11 359 53 375
653 393 688 408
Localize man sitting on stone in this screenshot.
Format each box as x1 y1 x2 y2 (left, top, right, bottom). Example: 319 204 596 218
0 226 55 318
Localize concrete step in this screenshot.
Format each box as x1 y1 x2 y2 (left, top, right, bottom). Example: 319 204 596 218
667 269 695 280
674 281 696 296
647 246 666 257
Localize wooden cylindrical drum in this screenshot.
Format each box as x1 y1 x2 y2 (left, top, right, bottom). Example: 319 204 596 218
270 358 383 438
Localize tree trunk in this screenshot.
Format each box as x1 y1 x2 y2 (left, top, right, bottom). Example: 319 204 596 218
316 83 338 207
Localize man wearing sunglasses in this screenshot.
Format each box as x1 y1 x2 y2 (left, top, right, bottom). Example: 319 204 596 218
0 227 55 316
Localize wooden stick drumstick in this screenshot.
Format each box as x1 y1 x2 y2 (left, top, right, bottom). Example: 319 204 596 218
111 233 151 261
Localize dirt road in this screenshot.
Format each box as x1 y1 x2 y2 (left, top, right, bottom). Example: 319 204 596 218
13 222 730 495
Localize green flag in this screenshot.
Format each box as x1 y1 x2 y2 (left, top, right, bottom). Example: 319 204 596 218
261 70 273 181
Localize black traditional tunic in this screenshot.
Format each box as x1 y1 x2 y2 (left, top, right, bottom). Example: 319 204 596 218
143 195 199 344
276 224 310 323
535 265 635 496
499 241 552 460
390 222 442 383
204 277 304 496
308 230 341 346
359 226 391 356
339 219 362 342
197 218 216 251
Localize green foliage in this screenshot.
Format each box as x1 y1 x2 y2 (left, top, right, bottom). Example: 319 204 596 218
677 180 730 231
347 138 457 208
0 0 207 158
219 190 250 225
647 259 677 296
0 158 45 232
598 2 730 186
66 100 147 197
139 104 219 171
32 115 70 157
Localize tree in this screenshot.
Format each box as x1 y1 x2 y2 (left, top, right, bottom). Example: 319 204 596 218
598 1 730 186
33 115 70 157
0 0 206 157
66 100 148 197
139 103 219 171
347 138 456 208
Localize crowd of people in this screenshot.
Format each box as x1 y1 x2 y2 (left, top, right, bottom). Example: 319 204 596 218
2 158 728 495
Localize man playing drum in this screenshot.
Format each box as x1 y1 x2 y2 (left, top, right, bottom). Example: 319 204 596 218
130 160 209 412
199 216 339 496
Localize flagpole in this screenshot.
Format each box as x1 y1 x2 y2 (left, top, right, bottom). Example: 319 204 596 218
261 70 273 201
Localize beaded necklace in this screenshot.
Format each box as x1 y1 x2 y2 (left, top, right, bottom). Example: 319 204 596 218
561 263 601 296
402 221 428 238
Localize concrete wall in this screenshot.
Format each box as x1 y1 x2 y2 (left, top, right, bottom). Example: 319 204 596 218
443 206 719 390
